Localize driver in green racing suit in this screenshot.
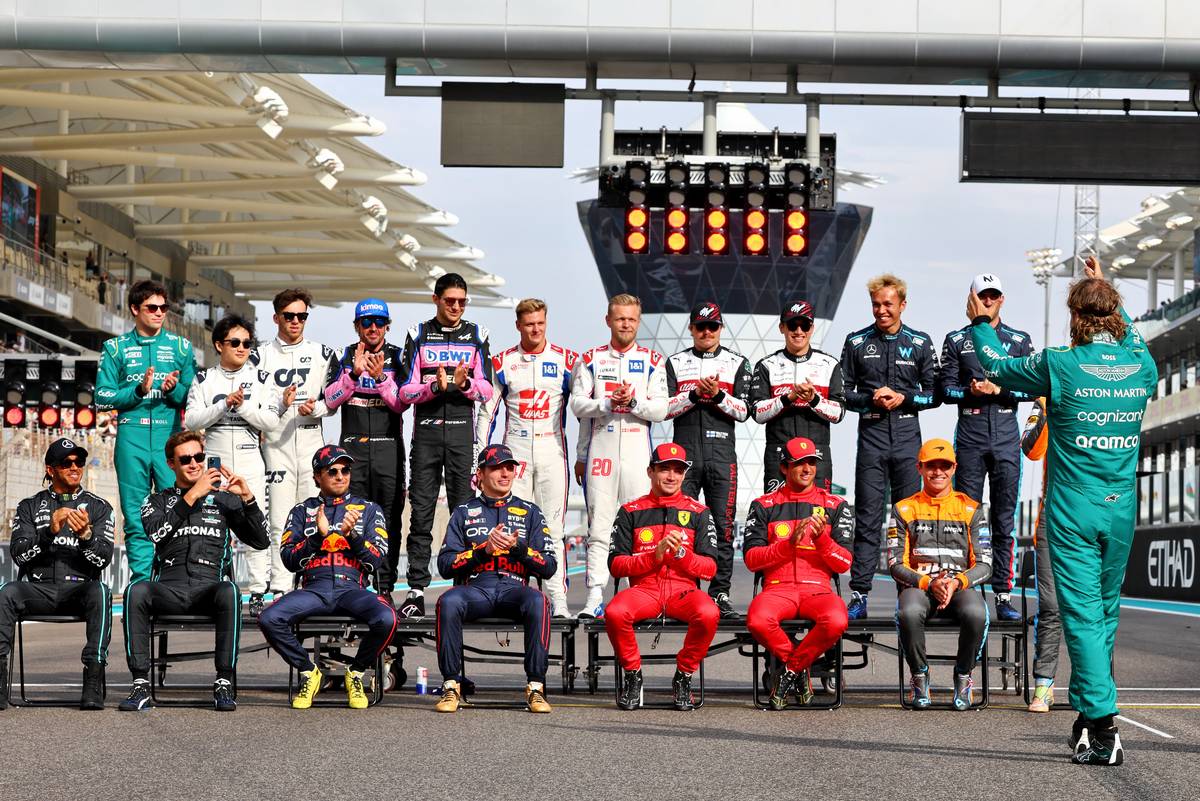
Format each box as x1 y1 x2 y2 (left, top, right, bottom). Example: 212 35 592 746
969 258 1155 767
96 280 196 584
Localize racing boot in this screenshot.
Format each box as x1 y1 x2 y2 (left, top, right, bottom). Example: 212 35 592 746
80 662 105 710
248 592 266 618
525 682 552 714
1028 679 1054 713
1069 713 1091 756
0 657 8 710
672 669 696 711
435 680 462 713
345 669 369 709
1073 717 1123 766
768 669 797 711
616 669 643 711
577 588 605 620
292 665 324 709
792 668 815 707
994 594 1022 623
118 678 153 712
846 592 868 621
952 672 974 711
909 669 931 710
213 678 237 712
398 591 425 621
713 593 738 620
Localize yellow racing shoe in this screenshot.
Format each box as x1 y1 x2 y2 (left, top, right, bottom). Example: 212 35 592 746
435 680 462 713
292 665 324 709
345 670 370 709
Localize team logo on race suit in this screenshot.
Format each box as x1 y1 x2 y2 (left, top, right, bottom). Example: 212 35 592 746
542 363 558 378
677 511 691 526
321 533 351 552
1081 364 1141 382
517 389 552 420
774 522 791 539
638 529 654 543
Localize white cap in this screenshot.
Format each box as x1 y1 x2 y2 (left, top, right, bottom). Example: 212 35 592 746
971 273 1004 295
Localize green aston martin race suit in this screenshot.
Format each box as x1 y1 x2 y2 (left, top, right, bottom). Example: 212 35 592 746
972 310 1156 720
96 328 196 583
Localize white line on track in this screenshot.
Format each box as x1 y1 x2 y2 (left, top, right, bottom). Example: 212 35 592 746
1116 714 1175 738
1118 688 1200 692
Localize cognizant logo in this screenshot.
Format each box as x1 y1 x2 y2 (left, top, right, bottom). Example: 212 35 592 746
1075 434 1140 449
1077 410 1144 427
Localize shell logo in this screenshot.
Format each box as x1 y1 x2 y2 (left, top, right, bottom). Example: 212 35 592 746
638 529 655 543
774 523 791 539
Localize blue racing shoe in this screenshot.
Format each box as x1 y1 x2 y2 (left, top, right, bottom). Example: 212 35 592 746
995 595 1022 623
909 669 931 709
846 593 869 621
952 673 974 711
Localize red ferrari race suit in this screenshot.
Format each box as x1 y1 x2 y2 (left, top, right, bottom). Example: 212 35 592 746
604 493 719 673
743 484 853 672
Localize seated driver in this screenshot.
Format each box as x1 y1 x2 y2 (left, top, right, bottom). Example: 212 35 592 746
433 444 558 714
744 437 853 709
605 443 720 712
889 438 992 711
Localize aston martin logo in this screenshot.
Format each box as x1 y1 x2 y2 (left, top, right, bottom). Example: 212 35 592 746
1081 364 1141 382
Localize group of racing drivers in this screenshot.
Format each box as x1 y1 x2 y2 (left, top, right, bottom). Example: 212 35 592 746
0 258 1149 767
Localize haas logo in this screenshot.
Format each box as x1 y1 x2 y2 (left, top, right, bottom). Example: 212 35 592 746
517 389 552 420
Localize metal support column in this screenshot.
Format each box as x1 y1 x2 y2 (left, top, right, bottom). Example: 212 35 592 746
599 93 615 168
55 82 69 178
702 95 717 156
1174 246 1186 299
806 96 821 162
1148 263 1158 308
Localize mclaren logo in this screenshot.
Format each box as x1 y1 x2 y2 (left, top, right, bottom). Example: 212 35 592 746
1081 364 1141 382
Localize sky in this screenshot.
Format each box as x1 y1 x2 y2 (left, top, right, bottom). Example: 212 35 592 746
261 74 1173 505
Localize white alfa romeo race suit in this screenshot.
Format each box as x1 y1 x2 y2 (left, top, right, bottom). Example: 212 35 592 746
184 360 285 593
570 342 669 614
475 342 578 615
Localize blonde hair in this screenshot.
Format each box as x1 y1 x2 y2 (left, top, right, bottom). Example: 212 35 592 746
607 293 642 313
866 273 908 302
515 298 547 319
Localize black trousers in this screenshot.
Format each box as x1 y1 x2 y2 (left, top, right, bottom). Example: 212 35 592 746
407 420 474 590
123 578 242 680
682 457 737 597
0 580 112 665
897 586 988 675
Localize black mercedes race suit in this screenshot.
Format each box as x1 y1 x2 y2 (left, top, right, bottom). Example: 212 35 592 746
939 321 1034 594
398 318 492 591
3 489 115 667
750 348 847 493
666 345 752 598
125 488 270 681
323 342 407 594
841 323 939 595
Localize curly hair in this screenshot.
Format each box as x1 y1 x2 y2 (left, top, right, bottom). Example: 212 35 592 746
1068 278 1126 345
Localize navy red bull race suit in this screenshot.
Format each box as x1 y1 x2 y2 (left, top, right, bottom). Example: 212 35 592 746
258 494 398 673
435 494 557 684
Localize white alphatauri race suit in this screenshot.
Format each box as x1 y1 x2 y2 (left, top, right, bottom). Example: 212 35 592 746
475 342 578 615
184 360 285 594
255 337 340 574
570 342 669 600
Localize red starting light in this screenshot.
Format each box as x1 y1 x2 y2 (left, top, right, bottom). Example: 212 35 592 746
5 405 25 427
785 208 809 256
623 205 650 254
75 406 96 428
664 206 690 255
39 406 60 428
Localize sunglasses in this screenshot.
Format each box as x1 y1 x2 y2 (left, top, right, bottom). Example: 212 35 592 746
175 452 207 466
280 311 310 322
53 457 85 468
221 338 252 349
324 466 352 477
694 322 721 333
358 317 390 329
440 297 469 308
141 303 169 314
785 318 814 333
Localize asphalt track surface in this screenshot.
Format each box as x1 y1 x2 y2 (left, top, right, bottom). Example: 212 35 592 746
4 563 1200 801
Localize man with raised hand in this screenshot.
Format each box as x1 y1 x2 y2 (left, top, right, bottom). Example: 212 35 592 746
969 257 1156 766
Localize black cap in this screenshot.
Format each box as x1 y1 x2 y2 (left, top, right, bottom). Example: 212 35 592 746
312 444 354 472
781 300 815 324
478 443 520 468
689 302 723 326
45 437 88 466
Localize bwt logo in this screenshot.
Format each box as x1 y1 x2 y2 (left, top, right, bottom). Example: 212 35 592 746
1148 539 1194 589
424 348 475 364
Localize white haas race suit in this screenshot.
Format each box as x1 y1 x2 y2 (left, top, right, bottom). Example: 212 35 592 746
255 337 340 577
570 342 669 602
475 342 578 615
184 359 285 594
